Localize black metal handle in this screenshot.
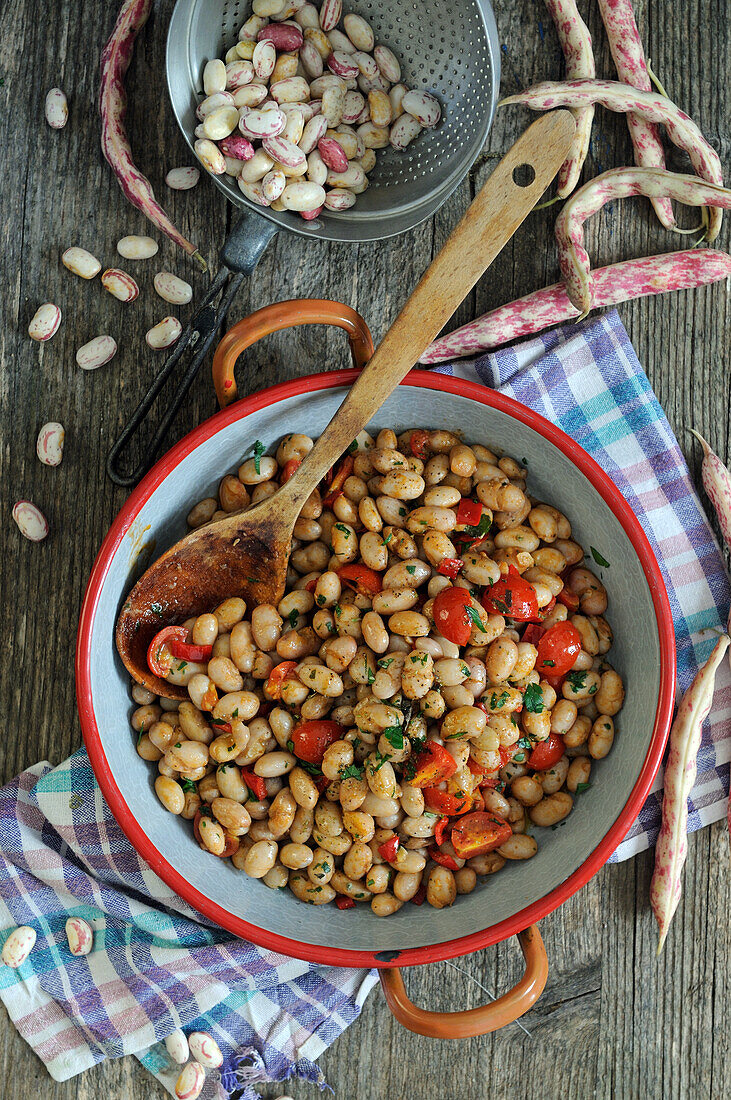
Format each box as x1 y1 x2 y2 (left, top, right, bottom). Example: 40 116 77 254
106 212 279 488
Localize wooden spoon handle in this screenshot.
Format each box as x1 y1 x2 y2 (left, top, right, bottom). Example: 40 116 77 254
282 110 576 507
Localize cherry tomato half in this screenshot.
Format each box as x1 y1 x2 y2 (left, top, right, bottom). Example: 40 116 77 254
147 625 188 677
290 720 345 765
527 733 566 771
451 812 512 859
407 741 458 787
557 587 580 612
169 639 213 662
432 586 474 646
240 769 268 801
265 660 298 700
481 564 539 622
423 787 472 816
337 563 383 599
535 621 582 678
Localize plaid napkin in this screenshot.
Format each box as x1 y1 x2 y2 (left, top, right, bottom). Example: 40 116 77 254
1 310 729 1094
0 752 377 1095
435 308 731 860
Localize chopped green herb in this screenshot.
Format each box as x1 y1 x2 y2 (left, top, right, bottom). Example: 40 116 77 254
588 682 598 695
377 657 394 669
406 564 416 575
543 659 556 668
174 742 182 748
383 727 404 751
347 439 359 453
521 457 528 466
513 751 526 762
366 665 375 685
590 547 611 568
566 670 587 691
341 763 364 780
399 507 407 517
334 523 351 537
466 605 487 632
523 683 545 714
410 651 428 665
575 782 593 793
383 532 394 544
252 438 266 475
488 689 510 710
369 751 391 773
150 602 164 617
461 512 491 540
334 603 342 617
180 779 197 793
246 575 258 583
445 731 467 739
316 593 326 606
287 739 295 753
232 708 239 718
288 609 299 629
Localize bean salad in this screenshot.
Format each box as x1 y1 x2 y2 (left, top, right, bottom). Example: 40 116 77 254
131 427 625 915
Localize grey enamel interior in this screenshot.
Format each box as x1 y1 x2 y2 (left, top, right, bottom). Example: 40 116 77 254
166 0 501 242
87 386 662 953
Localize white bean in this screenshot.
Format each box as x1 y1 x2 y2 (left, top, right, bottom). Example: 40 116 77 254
1 926 37 967
154 272 193 305
117 235 159 260
62 246 101 279
65 916 93 956
194 137 227 174
101 268 139 303
165 166 201 190
165 1030 189 1064
45 87 68 128
36 422 65 466
281 180 327 210
76 335 117 370
203 58 227 95
28 303 61 341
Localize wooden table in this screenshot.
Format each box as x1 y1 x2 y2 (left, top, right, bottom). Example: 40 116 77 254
1 0 728 1096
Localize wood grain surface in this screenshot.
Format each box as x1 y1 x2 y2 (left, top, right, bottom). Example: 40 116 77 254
0 0 728 1097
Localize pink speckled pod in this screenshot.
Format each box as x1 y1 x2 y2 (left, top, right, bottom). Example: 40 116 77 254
690 430 731 550
597 0 675 228
500 79 725 240
650 635 729 953
543 1 595 197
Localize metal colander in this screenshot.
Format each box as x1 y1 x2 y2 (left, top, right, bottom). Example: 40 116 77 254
166 0 501 241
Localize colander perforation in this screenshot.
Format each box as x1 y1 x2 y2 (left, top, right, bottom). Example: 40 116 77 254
167 0 500 242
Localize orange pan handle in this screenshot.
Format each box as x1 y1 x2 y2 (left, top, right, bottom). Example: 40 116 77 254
378 925 548 1038
212 298 374 408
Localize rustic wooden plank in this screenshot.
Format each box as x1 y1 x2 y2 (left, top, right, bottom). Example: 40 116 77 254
1 0 729 1097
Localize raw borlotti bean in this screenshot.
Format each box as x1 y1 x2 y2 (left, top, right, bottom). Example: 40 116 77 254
62 246 102 279
100 0 205 266
36 422 65 466
500 79 726 240
154 271 193 304
1 926 37 967
65 916 93 956
554 167 731 314
45 87 69 129
419 249 731 363
597 0 675 228
543 0 595 197
28 303 62 342
146 316 183 349
191 0 443 217
76 335 118 370
188 1031 223 1068
12 501 49 541
101 267 140 302
117 234 159 259
650 635 729 953
165 1029 189 1064
174 1061 205 1100
165 166 201 190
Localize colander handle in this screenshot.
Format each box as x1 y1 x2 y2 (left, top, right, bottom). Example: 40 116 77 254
211 299 374 407
378 925 548 1038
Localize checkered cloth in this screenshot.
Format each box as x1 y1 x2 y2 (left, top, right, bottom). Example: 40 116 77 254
1 310 729 1093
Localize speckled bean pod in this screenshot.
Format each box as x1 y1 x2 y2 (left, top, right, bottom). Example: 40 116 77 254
597 0 675 227
499 79 725 239
650 634 729 953
419 250 731 363
554 167 731 314
688 431 731 550
543 0 595 197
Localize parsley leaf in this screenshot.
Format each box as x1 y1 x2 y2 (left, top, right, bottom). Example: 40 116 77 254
466 605 486 632
252 439 266 474
523 683 545 714
377 657 394 669
369 751 391 773
575 782 593 793
341 763 364 780
334 523 351 537
488 689 510 710
543 659 555 667
288 608 299 629
383 727 404 751
180 778 197 793
287 739 295 753
406 564 416 575
590 547 610 568
566 670 587 691
347 439 359 453
366 665 375 685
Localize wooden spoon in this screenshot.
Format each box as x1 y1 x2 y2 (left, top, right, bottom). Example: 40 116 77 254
117 111 575 698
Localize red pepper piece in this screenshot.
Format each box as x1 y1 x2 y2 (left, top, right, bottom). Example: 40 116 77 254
451 812 512 859
314 774 330 794
280 458 301 483
428 846 460 871
169 639 213 662
378 835 400 862
210 720 232 735
335 895 356 910
322 454 354 507
557 587 580 611
240 769 267 801
434 815 449 846
409 430 431 460
456 498 482 527
265 660 298 699
411 882 427 905
423 788 472 816
437 557 465 579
